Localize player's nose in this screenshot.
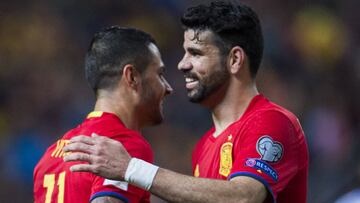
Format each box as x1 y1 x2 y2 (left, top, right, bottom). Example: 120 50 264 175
178 56 192 72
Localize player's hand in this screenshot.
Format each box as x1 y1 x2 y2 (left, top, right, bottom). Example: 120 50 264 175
63 133 131 181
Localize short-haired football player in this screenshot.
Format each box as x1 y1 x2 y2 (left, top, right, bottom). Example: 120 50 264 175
33 26 172 203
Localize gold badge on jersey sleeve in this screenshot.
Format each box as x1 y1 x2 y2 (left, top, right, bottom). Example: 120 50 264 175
219 136 233 177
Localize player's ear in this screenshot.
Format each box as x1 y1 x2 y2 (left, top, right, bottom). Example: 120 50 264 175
122 64 141 89
228 46 245 74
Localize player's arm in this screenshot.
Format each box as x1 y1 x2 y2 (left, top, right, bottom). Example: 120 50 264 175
151 168 267 203
63 135 268 203
91 196 126 203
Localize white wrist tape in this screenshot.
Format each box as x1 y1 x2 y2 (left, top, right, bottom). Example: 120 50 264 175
124 158 159 190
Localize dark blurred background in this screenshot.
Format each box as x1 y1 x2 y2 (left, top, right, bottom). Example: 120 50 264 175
0 0 359 202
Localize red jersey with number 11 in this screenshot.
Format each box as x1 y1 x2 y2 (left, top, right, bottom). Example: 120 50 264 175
34 111 153 203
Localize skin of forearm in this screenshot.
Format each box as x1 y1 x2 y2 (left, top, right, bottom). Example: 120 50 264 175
150 168 264 203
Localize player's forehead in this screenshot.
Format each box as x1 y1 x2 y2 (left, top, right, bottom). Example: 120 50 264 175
183 29 218 50
148 43 163 64
147 43 164 70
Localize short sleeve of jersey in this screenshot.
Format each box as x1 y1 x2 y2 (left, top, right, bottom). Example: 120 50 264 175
90 131 153 203
228 110 301 200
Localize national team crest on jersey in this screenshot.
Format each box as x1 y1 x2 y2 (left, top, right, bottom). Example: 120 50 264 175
256 136 283 163
219 141 233 177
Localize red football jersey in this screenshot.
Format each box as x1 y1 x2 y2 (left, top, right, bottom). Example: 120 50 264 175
34 111 153 203
192 95 308 203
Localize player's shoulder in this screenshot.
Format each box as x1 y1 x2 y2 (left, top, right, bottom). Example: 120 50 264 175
88 113 126 132
103 126 153 162
229 96 305 145
244 96 300 129
108 129 150 148
241 98 306 147
84 112 145 141
82 112 153 160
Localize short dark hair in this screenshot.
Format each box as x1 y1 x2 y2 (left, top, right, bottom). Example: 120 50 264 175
181 1 263 78
85 26 156 93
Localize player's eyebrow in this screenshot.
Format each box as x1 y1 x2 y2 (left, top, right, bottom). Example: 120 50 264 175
186 47 203 55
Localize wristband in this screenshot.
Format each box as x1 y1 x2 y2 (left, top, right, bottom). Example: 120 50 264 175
124 158 159 190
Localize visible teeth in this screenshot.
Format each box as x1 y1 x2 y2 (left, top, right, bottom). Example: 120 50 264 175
185 78 196 83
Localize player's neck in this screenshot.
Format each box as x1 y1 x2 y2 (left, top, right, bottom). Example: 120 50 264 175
211 83 258 138
94 93 142 131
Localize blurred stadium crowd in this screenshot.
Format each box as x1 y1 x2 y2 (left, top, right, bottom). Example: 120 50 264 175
0 0 359 202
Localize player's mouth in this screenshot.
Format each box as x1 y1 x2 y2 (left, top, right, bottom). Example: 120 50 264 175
185 77 199 89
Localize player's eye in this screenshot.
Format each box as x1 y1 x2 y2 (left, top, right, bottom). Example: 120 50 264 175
188 48 202 57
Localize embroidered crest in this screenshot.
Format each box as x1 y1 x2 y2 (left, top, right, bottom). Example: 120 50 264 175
256 136 283 163
219 141 233 177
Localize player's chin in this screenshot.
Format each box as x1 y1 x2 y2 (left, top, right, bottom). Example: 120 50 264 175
187 91 205 103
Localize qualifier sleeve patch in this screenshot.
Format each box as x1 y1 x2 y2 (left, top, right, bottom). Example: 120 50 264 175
245 158 279 182
256 135 283 163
